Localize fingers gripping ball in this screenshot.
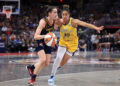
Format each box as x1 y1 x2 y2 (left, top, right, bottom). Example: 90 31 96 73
44 32 57 47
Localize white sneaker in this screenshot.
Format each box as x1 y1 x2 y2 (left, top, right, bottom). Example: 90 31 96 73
48 76 55 85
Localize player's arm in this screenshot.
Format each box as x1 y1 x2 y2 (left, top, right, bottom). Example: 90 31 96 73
34 19 46 40
54 18 63 30
54 21 59 30
72 19 104 33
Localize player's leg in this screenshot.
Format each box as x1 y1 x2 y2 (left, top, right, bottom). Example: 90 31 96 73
44 44 52 67
60 51 72 67
28 50 47 85
48 46 66 84
44 54 51 67
51 46 66 76
26 43 44 77
28 42 52 85
60 43 78 67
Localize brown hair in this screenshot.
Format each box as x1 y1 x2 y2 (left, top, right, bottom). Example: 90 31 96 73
46 6 57 16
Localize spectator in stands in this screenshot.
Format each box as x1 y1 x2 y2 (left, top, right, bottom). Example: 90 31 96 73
108 33 114 52
98 35 108 51
0 34 6 53
12 35 21 52
1 23 8 33
91 33 99 51
79 39 87 52
20 37 28 52
113 32 120 51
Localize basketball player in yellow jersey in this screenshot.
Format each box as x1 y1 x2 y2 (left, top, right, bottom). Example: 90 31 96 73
48 8 104 85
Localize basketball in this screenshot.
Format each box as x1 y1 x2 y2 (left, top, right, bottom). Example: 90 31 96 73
44 32 57 47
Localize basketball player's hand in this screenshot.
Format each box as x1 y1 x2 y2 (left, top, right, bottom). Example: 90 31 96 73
44 34 50 39
55 18 63 26
96 26 104 33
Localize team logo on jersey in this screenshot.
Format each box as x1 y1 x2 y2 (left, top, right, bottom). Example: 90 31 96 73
61 29 72 33
64 27 68 29
46 28 53 31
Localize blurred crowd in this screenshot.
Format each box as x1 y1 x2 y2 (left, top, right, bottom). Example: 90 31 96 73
78 30 120 52
0 0 120 53
0 10 38 53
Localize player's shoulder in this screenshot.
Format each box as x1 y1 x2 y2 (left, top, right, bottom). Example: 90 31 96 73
39 18 46 25
71 18 78 28
71 18 79 23
55 18 63 26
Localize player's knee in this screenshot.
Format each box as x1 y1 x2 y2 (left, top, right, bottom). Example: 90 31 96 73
44 62 50 67
39 58 47 65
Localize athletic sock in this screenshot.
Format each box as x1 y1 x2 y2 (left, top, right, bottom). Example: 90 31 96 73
51 46 66 76
31 74 37 80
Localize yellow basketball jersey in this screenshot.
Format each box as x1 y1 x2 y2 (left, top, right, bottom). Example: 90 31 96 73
59 18 78 52
59 18 78 42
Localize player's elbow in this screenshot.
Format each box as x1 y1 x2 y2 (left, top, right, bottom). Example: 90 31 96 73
34 37 37 40
34 35 38 40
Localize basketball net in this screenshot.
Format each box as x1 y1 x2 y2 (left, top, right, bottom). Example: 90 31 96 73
2 10 12 19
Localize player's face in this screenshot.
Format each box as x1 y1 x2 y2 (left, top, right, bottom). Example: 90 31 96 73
50 8 58 20
62 11 70 22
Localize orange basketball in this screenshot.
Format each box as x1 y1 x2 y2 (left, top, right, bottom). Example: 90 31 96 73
44 32 57 47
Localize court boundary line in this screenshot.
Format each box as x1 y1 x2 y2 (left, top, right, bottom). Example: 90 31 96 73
0 69 120 84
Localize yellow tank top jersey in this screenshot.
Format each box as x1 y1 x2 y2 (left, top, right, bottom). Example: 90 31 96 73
59 18 78 53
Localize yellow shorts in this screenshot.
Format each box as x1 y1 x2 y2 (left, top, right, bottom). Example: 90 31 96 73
59 40 78 53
